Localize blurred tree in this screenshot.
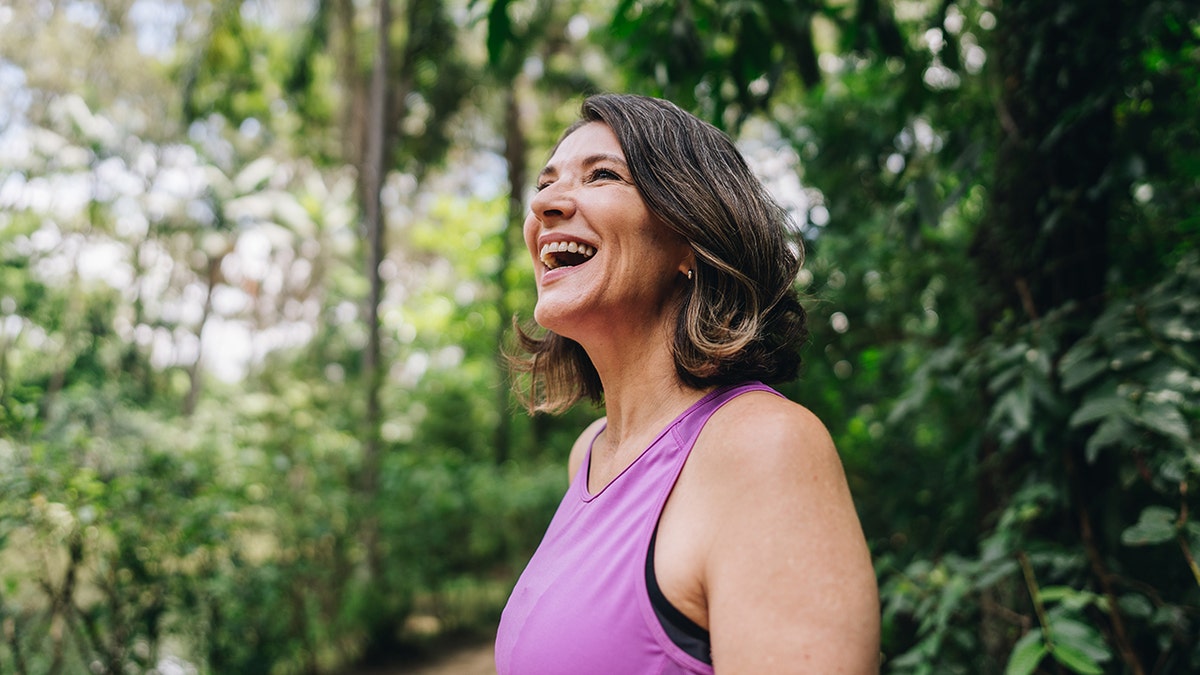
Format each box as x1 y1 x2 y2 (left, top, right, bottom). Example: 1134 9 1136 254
178 0 475 609
475 0 613 462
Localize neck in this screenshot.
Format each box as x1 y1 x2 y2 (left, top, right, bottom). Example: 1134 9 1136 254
580 318 709 450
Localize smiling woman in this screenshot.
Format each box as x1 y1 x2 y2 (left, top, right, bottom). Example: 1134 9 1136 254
497 94 880 674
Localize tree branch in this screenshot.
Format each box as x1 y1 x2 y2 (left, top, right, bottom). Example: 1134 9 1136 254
1077 502 1145 675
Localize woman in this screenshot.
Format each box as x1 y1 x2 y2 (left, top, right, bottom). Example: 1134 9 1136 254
496 94 879 674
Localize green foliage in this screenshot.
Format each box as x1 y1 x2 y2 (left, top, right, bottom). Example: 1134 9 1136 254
608 0 795 127
3 0 1199 673
591 0 1199 672
181 4 282 126
0 15 556 668
0 368 564 672
875 255 1200 673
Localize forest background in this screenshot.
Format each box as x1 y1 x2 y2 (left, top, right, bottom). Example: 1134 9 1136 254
0 0 1197 673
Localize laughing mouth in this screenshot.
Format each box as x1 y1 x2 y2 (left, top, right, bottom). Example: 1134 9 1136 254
539 241 597 270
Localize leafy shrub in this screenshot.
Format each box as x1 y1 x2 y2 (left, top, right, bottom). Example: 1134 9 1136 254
880 255 1200 674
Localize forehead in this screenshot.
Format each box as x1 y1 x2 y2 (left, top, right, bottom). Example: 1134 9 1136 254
542 122 624 170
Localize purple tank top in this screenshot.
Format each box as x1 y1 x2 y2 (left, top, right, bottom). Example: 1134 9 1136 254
495 382 776 674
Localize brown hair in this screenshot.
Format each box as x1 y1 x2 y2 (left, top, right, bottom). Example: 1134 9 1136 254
511 94 807 413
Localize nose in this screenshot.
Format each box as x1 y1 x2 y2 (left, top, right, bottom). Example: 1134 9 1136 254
529 182 576 223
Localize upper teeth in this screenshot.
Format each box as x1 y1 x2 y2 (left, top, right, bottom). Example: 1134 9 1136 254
540 241 597 269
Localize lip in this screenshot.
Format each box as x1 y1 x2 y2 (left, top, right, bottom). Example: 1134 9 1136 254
539 261 589 286
534 232 599 285
538 249 598 284
536 233 598 250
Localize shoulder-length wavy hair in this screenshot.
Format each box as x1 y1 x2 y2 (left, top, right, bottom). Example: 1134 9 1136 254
510 93 808 413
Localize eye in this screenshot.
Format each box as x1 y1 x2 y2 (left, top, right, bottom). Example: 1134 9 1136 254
587 168 622 182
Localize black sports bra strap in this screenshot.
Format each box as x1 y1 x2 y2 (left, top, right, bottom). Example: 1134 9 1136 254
646 525 713 664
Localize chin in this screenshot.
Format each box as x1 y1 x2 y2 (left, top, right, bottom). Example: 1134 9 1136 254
533 302 588 340
532 305 570 334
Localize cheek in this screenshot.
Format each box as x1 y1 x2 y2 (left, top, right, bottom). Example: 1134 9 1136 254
639 218 689 267
522 216 540 262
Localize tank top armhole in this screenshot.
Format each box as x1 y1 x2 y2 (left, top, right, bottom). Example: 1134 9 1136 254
646 524 713 665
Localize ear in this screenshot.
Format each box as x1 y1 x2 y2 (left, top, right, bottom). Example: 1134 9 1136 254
677 247 696 277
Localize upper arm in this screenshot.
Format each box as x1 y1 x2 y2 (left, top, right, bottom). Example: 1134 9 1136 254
567 417 606 484
699 399 880 673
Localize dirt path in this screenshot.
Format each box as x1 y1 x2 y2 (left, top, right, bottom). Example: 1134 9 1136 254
358 641 496 675
401 642 495 675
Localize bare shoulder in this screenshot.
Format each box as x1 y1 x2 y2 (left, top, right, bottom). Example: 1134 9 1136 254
690 391 853 545
685 391 845 499
690 391 881 673
567 417 606 484
701 390 837 468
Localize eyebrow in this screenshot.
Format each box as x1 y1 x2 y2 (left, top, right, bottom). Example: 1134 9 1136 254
537 153 629 182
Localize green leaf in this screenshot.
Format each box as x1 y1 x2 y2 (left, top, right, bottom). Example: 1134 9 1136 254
974 558 1019 589
1060 341 1106 391
1153 315 1200 342
1006 629 1047 675
1136 400 1191 441
1038 585 1076 603
1049 616 1111 662
995 386 1032 432
1117 593 1154 619
1069 394 1132 428
1085 416 1132 462
1121 505 1178 546
485 0 513 67
1051 642 1104 674
1039 587 1101 612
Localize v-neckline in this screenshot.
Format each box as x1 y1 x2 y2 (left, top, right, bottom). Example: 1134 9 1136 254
580 387 726 501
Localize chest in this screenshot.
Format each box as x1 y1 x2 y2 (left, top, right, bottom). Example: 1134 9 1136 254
495 437 713 675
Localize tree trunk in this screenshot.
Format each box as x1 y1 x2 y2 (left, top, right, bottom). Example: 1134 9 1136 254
971 1 1128 669
359 0 392 582
335 0 367 174
493 85 528 464
972 0 1118 328
183 254 221 417
40 263 84 419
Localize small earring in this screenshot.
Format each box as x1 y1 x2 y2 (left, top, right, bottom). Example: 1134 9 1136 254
686 269 694 281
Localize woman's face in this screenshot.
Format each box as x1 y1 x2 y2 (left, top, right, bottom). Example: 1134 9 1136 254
524 122 692 341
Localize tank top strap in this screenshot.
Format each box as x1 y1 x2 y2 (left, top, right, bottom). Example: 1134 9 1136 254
669 381 780 451
576 382 782 503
